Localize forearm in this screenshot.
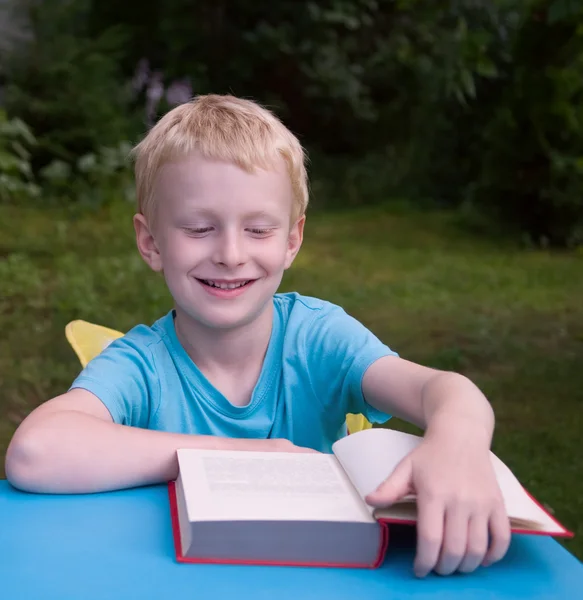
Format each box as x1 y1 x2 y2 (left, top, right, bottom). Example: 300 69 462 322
421 372 495 446
6 411 276 494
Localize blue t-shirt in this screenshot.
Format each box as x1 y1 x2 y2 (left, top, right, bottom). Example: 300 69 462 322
70 292 397 453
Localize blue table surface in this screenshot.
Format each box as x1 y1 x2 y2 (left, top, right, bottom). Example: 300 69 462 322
1 480 580 600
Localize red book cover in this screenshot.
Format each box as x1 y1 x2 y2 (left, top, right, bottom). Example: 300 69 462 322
167 482 573 568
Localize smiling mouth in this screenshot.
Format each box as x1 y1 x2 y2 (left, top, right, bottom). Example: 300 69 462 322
197 279 254 290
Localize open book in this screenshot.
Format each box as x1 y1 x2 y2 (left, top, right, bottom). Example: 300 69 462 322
168 428 573 568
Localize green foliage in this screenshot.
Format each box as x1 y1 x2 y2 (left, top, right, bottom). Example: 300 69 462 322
2 0 582 245
467 1 583 247
308 149 406 211
40 141 135 208
88 0 510 153
0 110 40 203
0 0 138 171
0 105 134 208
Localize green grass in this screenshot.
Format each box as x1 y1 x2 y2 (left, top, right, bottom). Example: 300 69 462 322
1 201 582 559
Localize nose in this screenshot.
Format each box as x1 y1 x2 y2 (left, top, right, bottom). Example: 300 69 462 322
212 228 248 268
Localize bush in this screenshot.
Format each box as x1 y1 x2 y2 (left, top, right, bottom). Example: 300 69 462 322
0 109 40 203
40 141 135 208
467 2 583 247
0 0 138 171
0 107 134 209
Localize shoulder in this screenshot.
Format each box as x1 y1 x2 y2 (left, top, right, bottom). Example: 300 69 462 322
274 293 396 423
274 291 388 357
69 312 175 427
88 310 175 368
273 291 344 323
125 310 173 345
274 292 397 354
274 292 365 337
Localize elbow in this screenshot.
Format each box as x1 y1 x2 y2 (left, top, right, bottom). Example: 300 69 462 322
5 428 49 493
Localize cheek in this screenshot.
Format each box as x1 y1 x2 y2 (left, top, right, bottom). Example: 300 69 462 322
255 238 291 270
161 237 199 270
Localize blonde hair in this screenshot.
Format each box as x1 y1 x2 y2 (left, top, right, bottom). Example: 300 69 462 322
131 94 309 223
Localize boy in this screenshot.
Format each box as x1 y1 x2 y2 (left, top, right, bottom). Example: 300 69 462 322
5 94 510 578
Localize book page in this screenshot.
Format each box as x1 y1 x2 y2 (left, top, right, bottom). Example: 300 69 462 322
176 448 374 524
332 429 420 507
332 428 567 533
488 453 565 532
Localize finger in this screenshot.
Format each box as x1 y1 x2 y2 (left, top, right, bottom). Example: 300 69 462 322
458 515 489 573
435 507 469 576
483 507 511 566
365 459 412 507
414 498 445 578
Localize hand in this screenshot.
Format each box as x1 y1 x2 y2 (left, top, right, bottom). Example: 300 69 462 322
365 435 511 577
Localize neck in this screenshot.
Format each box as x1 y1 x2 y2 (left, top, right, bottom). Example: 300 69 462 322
173 302 274 374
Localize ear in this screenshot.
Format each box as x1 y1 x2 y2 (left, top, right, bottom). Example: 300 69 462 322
134 213 163 272
284 215 305 269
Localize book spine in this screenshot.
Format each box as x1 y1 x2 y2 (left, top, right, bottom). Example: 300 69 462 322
372 521 390 569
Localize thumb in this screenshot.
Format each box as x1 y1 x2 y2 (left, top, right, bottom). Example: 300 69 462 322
365 458 413 507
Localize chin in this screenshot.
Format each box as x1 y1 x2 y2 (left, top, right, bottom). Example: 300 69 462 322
175 290 275 330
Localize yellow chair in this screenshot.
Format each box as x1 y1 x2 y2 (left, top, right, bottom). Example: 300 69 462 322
65 319 372 433
65 320 125 368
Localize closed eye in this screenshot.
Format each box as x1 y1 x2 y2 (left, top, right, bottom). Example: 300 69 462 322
248 228 275 236
183 227 213 236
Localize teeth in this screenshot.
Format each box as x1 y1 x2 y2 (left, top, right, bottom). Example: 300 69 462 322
203 280 249 289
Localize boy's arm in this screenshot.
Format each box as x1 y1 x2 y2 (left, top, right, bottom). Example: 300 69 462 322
361 355 510 577
5 389 308 494
362 355 495 436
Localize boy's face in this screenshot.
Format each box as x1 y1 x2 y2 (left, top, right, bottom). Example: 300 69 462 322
134 152 304 331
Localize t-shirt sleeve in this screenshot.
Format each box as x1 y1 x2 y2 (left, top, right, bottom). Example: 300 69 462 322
303 304 398 424
69 333 159 428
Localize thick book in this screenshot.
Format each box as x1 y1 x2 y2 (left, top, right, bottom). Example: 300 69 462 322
168 428 573 568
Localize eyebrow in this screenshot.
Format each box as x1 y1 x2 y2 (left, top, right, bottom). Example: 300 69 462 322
175 209 284 223
178 207 214 218
243 211 282 222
